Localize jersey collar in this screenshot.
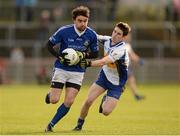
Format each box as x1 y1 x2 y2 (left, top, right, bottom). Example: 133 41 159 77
110 39 124 48
74 24 86 37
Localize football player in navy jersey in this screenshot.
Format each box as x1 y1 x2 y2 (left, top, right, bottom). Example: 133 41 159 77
73 22 131 131
44 5 99 132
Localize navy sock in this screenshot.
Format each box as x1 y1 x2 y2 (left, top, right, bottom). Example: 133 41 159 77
49 103 70 127
77 118 84 127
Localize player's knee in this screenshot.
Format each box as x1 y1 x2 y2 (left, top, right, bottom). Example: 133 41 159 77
50 96 59 104
50 99 59 104
102 109 112 116
64 99 74 107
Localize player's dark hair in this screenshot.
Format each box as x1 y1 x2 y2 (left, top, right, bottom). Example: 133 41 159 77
72 5 90 20
116 22 131 36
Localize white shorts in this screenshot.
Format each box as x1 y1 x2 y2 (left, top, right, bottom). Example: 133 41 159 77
51 68 84 86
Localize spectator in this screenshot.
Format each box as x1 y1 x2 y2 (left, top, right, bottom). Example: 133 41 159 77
0 58 8 84
107 0 118 21
165 0 180 21
37 10 51 41
173 0 180 21
15 0 37 22
10 47 25 83
36 65 49 84
15 0 23 21
52 7 63 24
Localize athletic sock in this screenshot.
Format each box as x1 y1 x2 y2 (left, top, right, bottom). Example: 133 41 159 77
45 93 50 104
49 103 70 127
47 122 54 130
77 118 84 128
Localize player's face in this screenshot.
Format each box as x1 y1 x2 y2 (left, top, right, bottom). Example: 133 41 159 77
111 27 123 44
74 15 88 32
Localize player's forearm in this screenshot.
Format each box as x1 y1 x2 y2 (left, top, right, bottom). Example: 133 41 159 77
91 59 105 67
130 52 139 63
91 56 112 67
46 40 60 59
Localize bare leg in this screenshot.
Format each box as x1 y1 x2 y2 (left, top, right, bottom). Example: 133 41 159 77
74 83 105 130
128 75 145 100
128 75 139 96
102 96 118 116
80 83 105 119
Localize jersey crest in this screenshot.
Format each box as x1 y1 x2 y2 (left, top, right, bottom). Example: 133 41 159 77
83 40 90 48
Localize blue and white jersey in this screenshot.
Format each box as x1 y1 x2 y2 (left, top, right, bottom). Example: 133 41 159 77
49 24 98 72
98 35 129 86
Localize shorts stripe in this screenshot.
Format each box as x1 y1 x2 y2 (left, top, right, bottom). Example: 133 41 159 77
66 82 81 91
51 82 64 89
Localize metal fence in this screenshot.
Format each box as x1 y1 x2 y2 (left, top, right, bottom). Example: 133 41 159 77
2 58 180 84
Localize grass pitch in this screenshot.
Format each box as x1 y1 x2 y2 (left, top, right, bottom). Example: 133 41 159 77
0 83 179 135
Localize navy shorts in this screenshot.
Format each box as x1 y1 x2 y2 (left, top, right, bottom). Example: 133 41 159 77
95 70 124 100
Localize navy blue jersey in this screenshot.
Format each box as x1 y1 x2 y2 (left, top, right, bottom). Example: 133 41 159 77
49 24 98 72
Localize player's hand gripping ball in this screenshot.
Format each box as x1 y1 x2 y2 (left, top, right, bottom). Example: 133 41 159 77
62 48 79 66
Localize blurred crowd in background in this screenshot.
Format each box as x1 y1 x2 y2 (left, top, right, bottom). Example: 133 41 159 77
0 0 178 22
0 0 179 84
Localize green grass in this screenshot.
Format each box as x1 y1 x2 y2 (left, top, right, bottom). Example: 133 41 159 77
0 83 180 135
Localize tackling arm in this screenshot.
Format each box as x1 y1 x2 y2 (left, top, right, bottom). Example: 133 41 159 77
79 55 113 68
91 55 112 67
129 49 140 63
129 49 144 65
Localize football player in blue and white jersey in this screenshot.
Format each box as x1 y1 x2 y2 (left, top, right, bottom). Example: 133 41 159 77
73 22 131 131
44 6 99 132
99 34 145 100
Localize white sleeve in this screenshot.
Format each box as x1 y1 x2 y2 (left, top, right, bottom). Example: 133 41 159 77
97 35 111 41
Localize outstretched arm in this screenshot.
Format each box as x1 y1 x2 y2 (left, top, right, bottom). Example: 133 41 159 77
128 49 140 63
127 43 143 65
90 55 112 67
79 55 113 68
